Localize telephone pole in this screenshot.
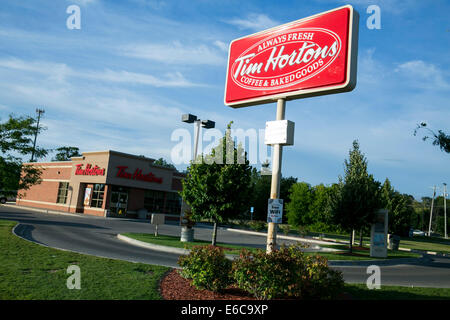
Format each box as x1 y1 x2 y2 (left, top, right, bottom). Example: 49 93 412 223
443 183 447 239
30 108 45 162
428 185 436 237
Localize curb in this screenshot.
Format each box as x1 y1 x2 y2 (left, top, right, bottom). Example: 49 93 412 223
116 234 431 266
328 255 432 267
117 234 190 255
117 234 238 260
310 235 450 258
221 227 336 246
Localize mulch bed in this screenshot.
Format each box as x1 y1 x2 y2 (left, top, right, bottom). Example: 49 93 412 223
160 269 256 300
159 269 354 300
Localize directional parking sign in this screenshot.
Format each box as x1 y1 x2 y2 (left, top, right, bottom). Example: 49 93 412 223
267 199 283 223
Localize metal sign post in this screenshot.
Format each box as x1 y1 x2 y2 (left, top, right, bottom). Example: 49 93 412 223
224 5 359 253
266 98 285 253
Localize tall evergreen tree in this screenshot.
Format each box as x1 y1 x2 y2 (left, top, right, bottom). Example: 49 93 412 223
329 140 383 253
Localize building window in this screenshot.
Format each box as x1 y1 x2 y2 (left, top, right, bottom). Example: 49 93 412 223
144 190 165 212
165 192 181 215
90 184 105 208
57 182 69 204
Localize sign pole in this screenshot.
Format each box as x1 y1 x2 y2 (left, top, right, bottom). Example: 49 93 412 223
266 98 285 253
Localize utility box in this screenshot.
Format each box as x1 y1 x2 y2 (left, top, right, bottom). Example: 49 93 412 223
370 209 388 258
264 120 295 146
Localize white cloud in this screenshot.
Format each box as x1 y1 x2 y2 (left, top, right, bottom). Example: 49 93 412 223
119 41 226 65
213 40 229 53
395 60 450 90
0 57 201 88
225 13 280 32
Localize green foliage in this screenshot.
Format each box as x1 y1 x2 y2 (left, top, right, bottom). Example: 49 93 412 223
180 122 253 243
250 171 297 222
247 220 267 231
381 179 415 236
231 245 344 300
0 114 48 193
177 245 232 292
285 182 338 232
286 182 314 226
52 146 81 161
153 157 176 169
279 224 290 235
414 122 450 153
329 140 383 233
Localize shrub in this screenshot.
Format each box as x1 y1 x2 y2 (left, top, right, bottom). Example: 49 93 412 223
248 220 266 232
177 245 232 292
231 245 344 300
279 224 291 235
302 254 345 299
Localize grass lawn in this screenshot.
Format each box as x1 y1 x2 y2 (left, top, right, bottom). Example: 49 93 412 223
302 230 449 254
122 233 256 255
122 233 421 261
344 284 450 300
399 236 450 254
1 219 448 300
0 220 169 299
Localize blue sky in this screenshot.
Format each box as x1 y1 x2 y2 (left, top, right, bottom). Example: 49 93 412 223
0 0 449 200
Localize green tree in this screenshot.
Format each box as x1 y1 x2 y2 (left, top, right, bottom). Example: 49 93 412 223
414 122 450 153
250 172 297 222
52 146 81 161
329 140 383 253
0 114 48 194
286 182 314 226
153 157 176 169
381 179 415 236
309 184 335 232
180 122 252 246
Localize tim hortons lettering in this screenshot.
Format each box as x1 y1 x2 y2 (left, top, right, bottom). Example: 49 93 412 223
75 164 105 176
116 166 163 184
224 6 358 107
231 29 341 91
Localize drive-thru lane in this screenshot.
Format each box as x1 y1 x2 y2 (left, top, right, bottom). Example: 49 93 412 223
1 205 450 288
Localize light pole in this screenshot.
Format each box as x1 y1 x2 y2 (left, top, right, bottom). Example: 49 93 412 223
428 186 436 237
30 108 45 162
444 183 447 239
179 114 215 242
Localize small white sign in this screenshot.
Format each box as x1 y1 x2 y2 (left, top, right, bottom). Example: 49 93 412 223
264 120 295 146
267 199 283 223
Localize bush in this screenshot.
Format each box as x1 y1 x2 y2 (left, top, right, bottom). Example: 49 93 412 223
231 245 344 300
177 245 232 292
248 220 266 231
302 254 345 299
279 224 291 235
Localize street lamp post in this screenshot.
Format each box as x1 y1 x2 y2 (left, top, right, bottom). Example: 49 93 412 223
180 114 215 242
444 183 447 239
31 108 45 162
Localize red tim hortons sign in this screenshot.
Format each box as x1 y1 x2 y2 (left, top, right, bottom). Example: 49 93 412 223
224 5 359 108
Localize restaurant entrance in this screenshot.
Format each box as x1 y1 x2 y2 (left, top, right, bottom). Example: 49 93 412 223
109 186 129 217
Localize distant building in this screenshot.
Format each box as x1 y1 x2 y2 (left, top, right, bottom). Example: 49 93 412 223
16 150 183 219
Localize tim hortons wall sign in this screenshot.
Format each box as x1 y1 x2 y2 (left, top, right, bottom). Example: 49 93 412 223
116 166 163 184
75 164 105 176
224 5 359 108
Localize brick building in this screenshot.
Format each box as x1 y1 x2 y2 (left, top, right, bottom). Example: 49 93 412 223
16 150 184 218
